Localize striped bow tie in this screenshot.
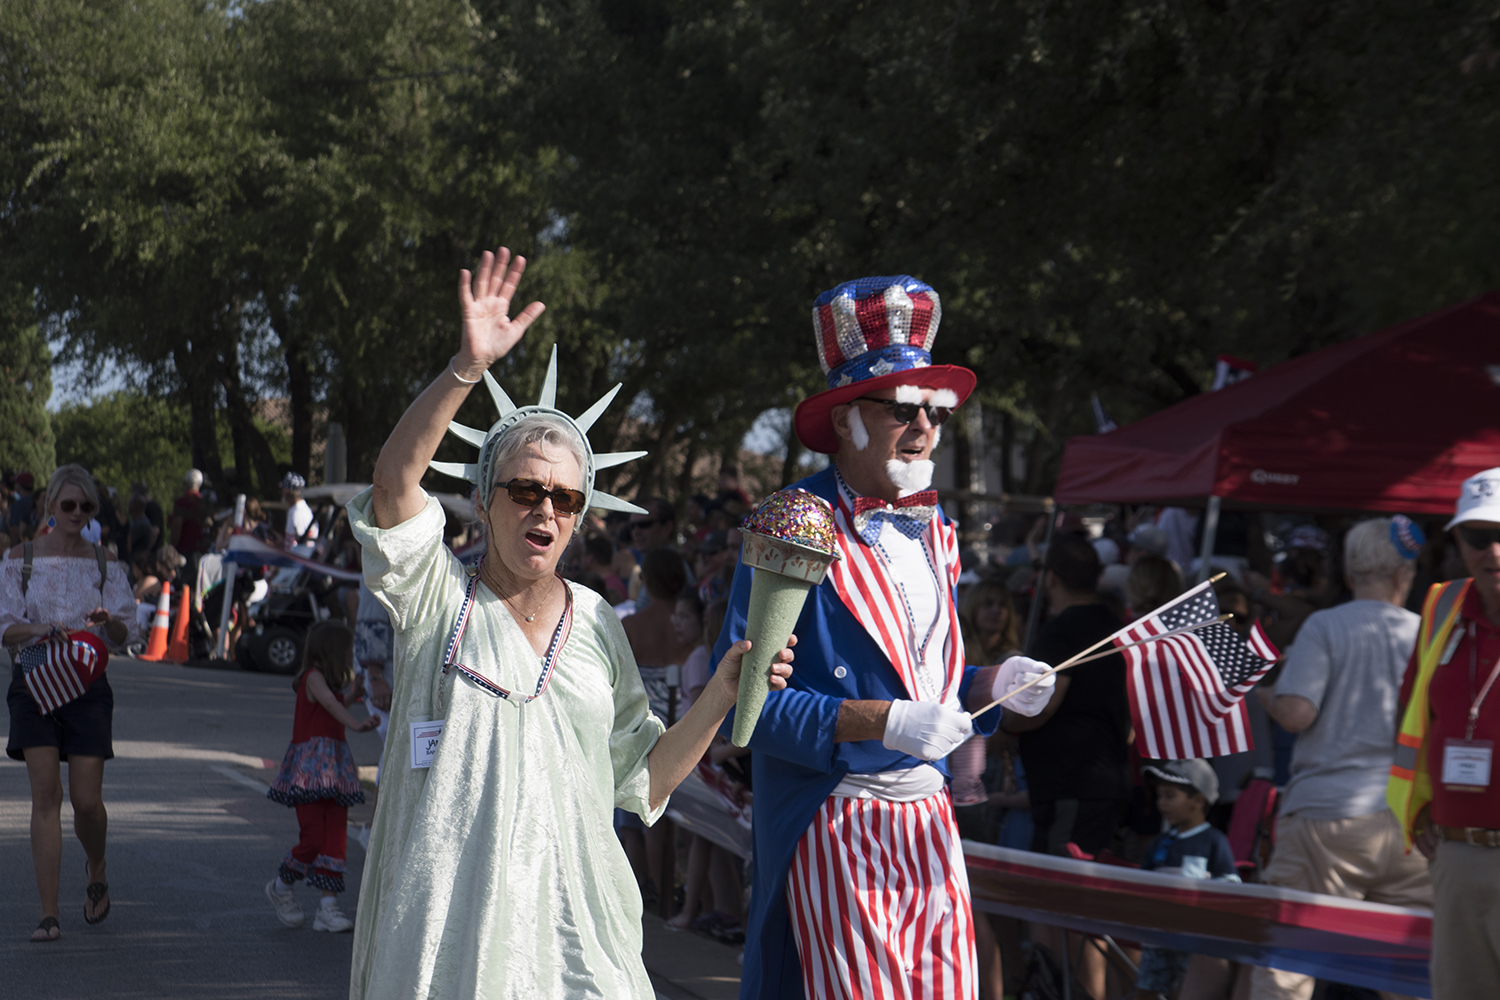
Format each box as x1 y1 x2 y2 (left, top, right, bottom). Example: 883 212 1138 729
850 491 939 546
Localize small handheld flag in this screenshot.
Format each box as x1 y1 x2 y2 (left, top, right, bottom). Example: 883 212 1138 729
18 631 109 715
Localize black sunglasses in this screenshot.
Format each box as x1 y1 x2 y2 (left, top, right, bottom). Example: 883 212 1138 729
1458 525 1500 550
495 479 586 516
857 396 953 427
630 518 660 531
59 499 97 514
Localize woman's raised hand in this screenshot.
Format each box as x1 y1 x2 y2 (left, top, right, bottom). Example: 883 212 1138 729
457 247 547 374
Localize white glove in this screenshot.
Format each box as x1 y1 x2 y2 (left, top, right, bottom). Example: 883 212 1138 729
882 700 973 761
991 655 1056 717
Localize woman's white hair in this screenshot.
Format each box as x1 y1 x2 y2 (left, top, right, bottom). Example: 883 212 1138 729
1344 518 1412 586
485 413 589 502
44 464 100 517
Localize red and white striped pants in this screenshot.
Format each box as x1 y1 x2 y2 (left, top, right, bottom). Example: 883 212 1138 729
786 790 976 1000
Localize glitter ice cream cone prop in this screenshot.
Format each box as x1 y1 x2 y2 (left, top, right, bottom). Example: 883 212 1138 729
731 490 840 747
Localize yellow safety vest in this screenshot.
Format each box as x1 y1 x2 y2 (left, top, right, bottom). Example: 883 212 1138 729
1387 577 1472 847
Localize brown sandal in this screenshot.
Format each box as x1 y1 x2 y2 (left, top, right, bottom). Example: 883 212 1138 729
30 916 60 942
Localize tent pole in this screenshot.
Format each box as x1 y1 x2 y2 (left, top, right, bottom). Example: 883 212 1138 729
1196 495 1221 584
1023 502 1056 655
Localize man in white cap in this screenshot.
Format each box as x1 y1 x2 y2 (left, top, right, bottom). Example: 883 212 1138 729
279 473 319 555
1389 468 1500 1000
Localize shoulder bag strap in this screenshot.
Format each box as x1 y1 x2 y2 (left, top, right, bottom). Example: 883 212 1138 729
22 541 33 598
94 544 108 594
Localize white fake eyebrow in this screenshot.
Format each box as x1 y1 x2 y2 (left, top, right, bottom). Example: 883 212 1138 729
894 384 925 404
929 388 958 409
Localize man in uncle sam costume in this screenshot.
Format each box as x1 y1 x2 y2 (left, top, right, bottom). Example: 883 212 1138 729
713 275 1058 999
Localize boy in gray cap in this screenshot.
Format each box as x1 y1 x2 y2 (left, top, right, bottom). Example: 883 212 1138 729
1133 759 1239 999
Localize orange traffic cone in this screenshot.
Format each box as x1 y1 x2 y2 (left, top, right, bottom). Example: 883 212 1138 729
165 584 191 663
138 583 172 662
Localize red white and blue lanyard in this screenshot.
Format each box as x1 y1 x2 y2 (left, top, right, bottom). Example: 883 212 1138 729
439 571 573 712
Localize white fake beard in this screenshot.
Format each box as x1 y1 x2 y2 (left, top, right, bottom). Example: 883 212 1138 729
886 458 935 494
847 405 871 451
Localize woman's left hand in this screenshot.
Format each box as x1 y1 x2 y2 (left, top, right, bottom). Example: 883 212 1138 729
713 635 797 697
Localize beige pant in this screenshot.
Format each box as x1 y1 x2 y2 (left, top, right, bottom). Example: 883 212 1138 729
1431 839 1500 1000
1248 810 1432 1000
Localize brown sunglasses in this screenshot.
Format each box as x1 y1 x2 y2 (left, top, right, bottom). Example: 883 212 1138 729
496 479 586 515
59 499 98 514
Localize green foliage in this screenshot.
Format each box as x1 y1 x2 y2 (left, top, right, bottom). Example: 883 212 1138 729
0 292 55 479
52 393 192 507
7 0 1500 503
52 392 292 506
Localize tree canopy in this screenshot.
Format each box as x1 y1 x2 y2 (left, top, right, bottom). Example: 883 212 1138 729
4 0 1499 500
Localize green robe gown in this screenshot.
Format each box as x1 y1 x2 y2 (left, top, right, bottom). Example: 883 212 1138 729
347 489 665 999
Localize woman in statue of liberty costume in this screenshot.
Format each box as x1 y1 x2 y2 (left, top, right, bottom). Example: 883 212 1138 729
346 248 795 999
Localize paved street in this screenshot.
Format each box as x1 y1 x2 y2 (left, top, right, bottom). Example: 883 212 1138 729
1 658 742 1000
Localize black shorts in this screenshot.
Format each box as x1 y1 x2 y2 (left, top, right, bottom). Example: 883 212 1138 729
7 666 114 762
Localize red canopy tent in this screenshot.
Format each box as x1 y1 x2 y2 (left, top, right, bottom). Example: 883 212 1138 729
1055 293 1500 516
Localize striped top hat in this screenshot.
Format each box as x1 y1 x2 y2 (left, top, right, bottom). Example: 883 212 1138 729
793 275 976 454
18 630 109 715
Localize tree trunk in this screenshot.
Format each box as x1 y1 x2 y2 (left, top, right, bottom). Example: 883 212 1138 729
216 355 283 496
998 410 1014 494
285 334 314 479
173 342 223 488
675 436 700 505
268 298 314 478
779 418 804 488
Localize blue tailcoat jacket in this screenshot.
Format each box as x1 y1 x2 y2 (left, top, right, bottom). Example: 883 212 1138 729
709 466 1001 999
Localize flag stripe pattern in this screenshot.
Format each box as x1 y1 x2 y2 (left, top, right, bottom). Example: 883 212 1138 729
787 791 975 1000
1117 582 1280 759
18 633 105 715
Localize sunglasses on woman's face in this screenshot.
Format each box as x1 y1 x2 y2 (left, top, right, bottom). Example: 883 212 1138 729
857 396 953 427
495 478 586 516
59 499 97 514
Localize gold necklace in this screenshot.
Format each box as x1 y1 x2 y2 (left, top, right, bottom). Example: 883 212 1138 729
502 582 551 623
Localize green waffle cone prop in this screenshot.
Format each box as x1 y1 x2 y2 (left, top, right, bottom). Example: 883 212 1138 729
730 490 840 747
732 570 811 746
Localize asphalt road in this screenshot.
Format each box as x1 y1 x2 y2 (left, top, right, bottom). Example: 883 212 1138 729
0 657 743 1000
1 657 385 1000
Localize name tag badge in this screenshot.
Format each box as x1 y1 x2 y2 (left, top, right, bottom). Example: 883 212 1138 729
410 718 446 769
1441 738 1493 791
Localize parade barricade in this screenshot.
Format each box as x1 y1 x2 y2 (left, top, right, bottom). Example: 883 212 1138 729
654 786 1434 996
964 841 1433 998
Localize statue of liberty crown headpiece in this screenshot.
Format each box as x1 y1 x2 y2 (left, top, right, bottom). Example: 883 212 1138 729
430 344 648 515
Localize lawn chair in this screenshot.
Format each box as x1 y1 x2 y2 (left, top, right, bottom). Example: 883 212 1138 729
1225 778 1279 881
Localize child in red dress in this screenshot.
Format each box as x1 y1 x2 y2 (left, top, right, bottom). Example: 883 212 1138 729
264 621 378 931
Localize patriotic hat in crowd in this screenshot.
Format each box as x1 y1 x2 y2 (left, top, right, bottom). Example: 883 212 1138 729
19 630 109 715
793 275 976 454
430 345 648 515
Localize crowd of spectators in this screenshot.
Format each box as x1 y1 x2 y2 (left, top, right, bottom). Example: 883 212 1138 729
954 504 1493 1000
9 456 1490 996
553 464 758 943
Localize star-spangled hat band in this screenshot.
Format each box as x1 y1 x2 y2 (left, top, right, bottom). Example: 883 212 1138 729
793 275 976 455
429 344 648 516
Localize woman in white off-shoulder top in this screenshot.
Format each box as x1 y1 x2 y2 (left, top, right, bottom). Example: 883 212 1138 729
2 465 139 942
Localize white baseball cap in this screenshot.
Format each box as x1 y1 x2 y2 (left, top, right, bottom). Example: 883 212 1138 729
1447 468 1500 530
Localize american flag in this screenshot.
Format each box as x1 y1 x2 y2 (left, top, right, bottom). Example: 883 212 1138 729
1116 581 1280 759
18 632 107 715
